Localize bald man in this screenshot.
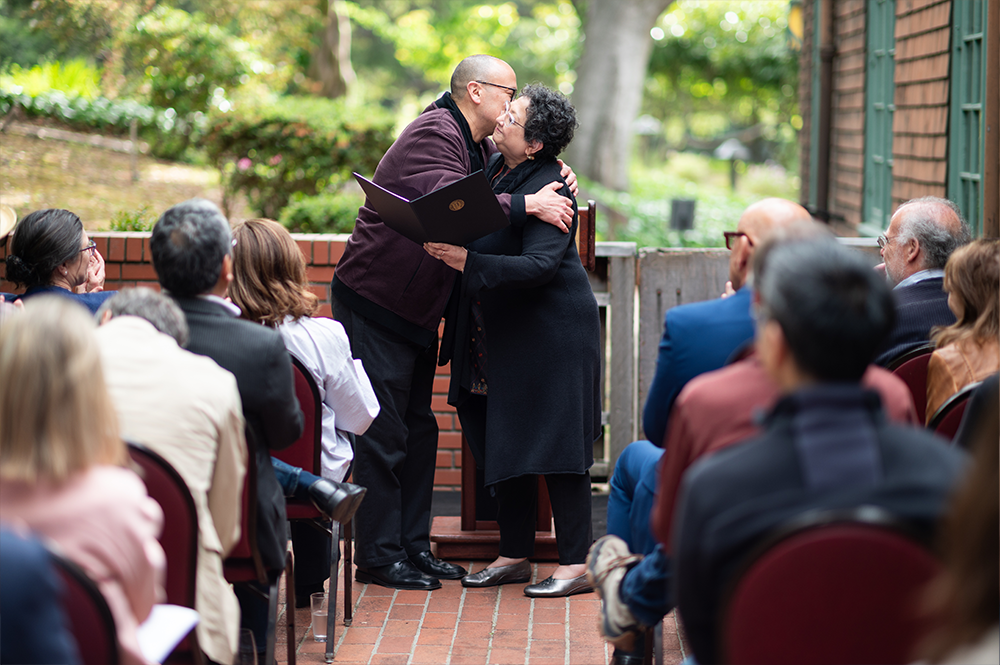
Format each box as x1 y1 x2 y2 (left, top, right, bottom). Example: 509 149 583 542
331 55 577 590
641 197 814 449
873 196 971 366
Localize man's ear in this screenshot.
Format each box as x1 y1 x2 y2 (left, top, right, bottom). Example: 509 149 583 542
467 81 483 105
904 237 921 265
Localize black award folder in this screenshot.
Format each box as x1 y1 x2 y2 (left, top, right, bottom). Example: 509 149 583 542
353 170 509 245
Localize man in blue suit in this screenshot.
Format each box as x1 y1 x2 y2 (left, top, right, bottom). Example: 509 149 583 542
596 198 814 665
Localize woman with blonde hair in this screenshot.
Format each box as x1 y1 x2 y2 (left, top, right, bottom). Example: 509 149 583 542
925 239 1000 422
0 297 165 665
229 218 379 601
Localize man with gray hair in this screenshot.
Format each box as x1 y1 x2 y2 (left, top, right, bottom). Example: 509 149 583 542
874 196 971 366
95 287 247 665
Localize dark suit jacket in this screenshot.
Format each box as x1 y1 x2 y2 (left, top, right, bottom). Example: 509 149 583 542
874 276 955 366
672 388 967 664
175 296 303 573
642 286 755 447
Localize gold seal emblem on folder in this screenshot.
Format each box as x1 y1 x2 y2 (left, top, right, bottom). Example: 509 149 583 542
449 199 465 211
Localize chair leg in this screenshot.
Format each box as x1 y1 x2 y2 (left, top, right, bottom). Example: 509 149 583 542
265 576 279 665
326 522 340 664
285 550 296 665
343 519 353 626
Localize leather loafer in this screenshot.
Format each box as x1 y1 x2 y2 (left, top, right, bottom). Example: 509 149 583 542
355 560 441 590
409 550 467 579
523 574 593 597
461 560 532 588
307 478 366 524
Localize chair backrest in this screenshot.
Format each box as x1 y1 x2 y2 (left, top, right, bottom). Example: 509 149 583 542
928 380 983 441
889 345 935 424
577 200 597 272
723 508 940 665
127 443 199 610
50 550 120 665
272 355 322 474
884 342 935 371
223 432 266 584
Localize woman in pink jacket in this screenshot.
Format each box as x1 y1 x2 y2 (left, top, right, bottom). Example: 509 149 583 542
0 296 165 665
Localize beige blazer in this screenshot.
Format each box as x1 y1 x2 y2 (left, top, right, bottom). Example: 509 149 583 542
0 466 165 665
926 337 1000 424
97 316 248 665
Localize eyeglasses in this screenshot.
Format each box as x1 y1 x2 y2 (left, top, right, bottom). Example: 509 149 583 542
476 80 517 101
723 231 753 250
501 100 526 130
876 234 896 250
79 240 97 256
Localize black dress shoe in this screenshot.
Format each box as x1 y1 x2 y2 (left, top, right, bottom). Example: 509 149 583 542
307 478 366 524
355 560 442 590
408 550 467 579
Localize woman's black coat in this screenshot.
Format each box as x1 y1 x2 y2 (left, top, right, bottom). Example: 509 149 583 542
439 155 602 486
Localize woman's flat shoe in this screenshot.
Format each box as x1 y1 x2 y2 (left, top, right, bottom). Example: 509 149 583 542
461 560 532 587
523 574 593 597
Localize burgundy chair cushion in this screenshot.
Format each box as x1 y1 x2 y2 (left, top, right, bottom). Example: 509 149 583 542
725 524 940 665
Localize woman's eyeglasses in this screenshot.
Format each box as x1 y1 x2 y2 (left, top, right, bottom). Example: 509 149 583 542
79 240 97 256
502 100 526 130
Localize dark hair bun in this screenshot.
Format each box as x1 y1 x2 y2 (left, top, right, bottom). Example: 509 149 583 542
4 254 35 285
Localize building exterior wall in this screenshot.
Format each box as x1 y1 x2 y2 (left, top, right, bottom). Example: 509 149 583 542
829 0 868 227
800 0 816 206
891 0 952 206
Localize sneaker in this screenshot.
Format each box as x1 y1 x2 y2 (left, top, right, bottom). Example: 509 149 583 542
586 535 644 648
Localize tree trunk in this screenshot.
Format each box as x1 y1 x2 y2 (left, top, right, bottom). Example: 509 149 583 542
566 0 673 194
311 0 356 99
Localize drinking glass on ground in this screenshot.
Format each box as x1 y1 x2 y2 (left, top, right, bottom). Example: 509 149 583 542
311 592 329 642
237 628 257 665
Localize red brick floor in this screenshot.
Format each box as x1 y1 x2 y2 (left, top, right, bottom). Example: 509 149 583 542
275 557 688 664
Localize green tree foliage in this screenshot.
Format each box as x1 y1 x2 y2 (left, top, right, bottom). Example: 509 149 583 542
644 1 799 160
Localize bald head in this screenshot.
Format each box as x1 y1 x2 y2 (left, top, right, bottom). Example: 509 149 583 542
882 196 971 285
729 198 813 290
451 55 511 100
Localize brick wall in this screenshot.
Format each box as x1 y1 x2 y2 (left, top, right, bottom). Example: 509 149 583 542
1 232 467 491
892 0 952 204
829 0 868 227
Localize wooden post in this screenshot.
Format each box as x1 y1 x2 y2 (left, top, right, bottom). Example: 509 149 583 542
130 119 139 183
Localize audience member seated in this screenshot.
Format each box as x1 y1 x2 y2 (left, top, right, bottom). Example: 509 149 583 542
0 526 81 665
642 198 814 449
669 239 967 665
229 218 379 603
588 229 919 665
925 239 1000 423
874 197 971 366
917 372 999 665
0 297 165 665
95 287 247 665
3 208 114 314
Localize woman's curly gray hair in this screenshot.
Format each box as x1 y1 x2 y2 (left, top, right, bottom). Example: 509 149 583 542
521 84 578 160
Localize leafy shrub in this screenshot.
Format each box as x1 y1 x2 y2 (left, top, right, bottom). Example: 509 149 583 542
204 95 394 220
0 60 101 99
279 191 364 234
0 87 158 134
109 206 156 232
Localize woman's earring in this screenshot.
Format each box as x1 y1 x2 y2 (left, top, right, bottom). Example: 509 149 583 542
527 154 534 160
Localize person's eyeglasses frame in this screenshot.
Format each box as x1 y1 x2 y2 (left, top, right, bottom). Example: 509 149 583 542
476 80 517 102
502 100 527 130
79 240 97 257
876 234 897 250
723 231 753 250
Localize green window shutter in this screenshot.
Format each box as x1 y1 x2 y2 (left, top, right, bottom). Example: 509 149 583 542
949 0 987 236
863 0 896 228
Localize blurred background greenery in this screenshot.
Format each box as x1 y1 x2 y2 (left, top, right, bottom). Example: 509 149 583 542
0 0 801 247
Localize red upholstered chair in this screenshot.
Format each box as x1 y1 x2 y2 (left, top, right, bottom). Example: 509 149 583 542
887 344 935 424
271 355 353 661
723 507 941 665
928 380 983 442
223 437 295 665
50 549 120 665
127 442 204 665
